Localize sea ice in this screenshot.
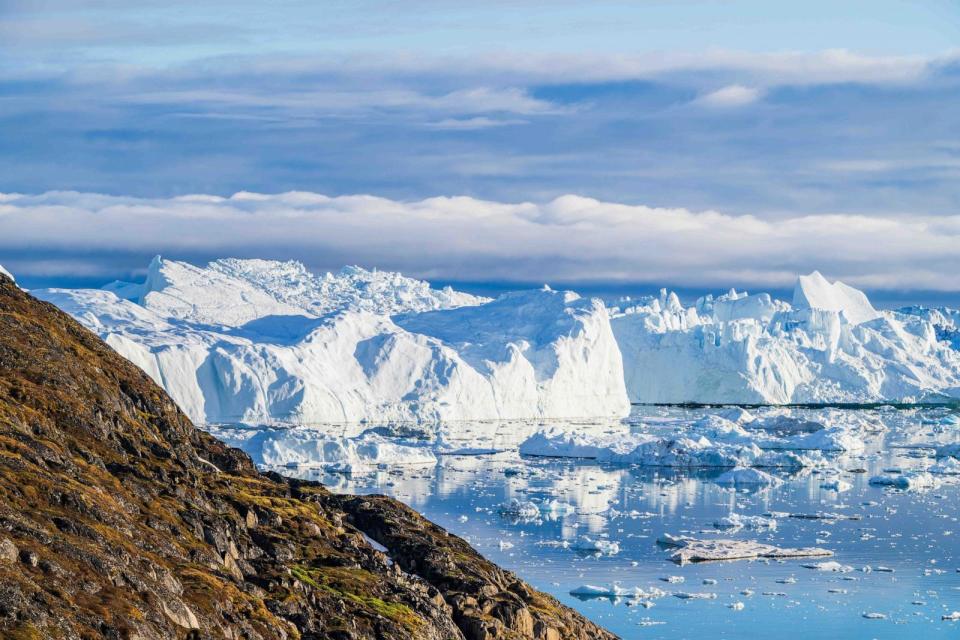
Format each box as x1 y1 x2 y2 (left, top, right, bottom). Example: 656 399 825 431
713 513 778 530
498 499 541 520
868 471 940 490
573 535 620 555
569 585 666 600
658 534 833 564
714 467 781 488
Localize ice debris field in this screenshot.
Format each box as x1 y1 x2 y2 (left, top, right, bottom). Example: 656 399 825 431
289 405 960 640
5 258 960 638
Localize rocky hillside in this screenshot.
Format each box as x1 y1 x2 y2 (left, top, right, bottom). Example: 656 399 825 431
0 274 617 640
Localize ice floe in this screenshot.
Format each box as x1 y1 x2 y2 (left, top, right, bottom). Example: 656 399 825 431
658 534 833 564
868 471 940 490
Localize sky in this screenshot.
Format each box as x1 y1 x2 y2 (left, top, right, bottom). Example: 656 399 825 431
1 1 959 304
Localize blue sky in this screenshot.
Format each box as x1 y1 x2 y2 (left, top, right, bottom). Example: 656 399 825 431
1 1 959 303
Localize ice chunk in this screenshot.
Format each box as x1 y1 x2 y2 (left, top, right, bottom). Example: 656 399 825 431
658 534 833 565
569 584 666 600
713 513 778 530
802 561 853 572
573 535 620 555
714 467 781 488
868 471 940 490
211 428 437 471
930 457 960 475
498 499 540 520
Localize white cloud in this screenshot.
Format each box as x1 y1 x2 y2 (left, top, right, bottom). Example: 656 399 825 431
423 116 528 130
696 84 762 107
1 191 958 292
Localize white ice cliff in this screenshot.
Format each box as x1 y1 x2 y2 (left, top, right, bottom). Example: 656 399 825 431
27 258 960 425
35 257 630 425
612 273 960 404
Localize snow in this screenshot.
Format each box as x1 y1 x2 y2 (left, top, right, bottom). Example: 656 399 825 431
36 257 629 425
0 264 13 282
613 273 960 404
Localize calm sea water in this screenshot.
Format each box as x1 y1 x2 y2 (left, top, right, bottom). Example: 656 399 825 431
263 406 960 640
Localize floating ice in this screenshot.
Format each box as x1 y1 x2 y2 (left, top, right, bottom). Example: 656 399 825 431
208 427 436 472
868 471 940 490
714 467 782 488
658 534 833 564
569 585 666 600
498 499 540 520
930 457 960 475
574 535 620 555
713 513 778 530
802 561 853 572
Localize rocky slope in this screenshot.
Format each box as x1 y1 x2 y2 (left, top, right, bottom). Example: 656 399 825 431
0 273 615 640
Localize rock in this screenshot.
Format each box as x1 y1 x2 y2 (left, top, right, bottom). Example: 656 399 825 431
0 272 614 640
19 549 38 567
0 538 17 564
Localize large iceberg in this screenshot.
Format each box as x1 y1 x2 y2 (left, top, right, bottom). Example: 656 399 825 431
612 273 960 404
35 257 630 425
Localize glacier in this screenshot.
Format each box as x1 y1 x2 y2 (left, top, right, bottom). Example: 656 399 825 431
35 256 630 425
21 257 960 429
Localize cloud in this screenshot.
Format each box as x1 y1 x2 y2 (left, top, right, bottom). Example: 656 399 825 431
1 191 958 294
423 116 529 130
696 84 763 107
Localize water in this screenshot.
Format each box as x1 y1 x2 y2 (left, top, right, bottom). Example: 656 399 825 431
255 406 960 639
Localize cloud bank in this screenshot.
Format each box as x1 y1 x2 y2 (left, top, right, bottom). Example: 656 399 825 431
1 191 958 293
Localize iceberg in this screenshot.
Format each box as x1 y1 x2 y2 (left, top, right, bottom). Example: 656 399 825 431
35 260 960 427
569 584 666 600
713 467 781 487
613 273 960 404
206 427 436 472
36 257 630 425
868 471 939 490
